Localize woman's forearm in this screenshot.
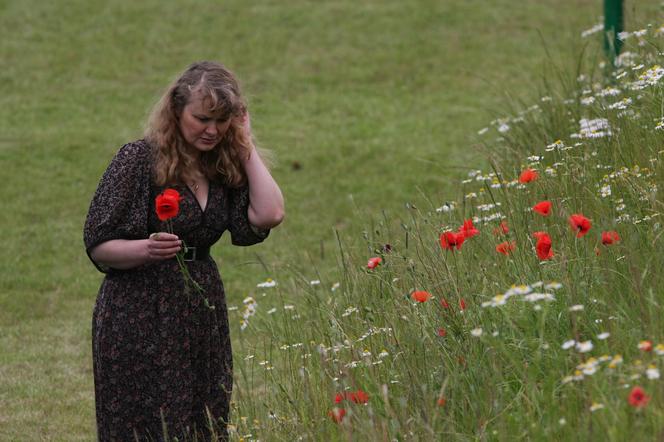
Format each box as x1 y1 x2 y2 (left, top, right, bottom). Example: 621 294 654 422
90 233 182 270
90 239 151 270
243 148 285 229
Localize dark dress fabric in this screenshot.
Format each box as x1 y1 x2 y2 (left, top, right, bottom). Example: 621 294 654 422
84 140 268 441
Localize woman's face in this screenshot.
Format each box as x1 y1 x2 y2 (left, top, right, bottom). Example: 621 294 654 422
178 95 232 152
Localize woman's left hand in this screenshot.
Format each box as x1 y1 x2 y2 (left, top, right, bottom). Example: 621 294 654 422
240 110 251 133
237 111 255 161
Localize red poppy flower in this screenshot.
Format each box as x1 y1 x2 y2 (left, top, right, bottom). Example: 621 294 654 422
495 241 516 255
155 188 182 221
496 221 509 235
440 231 465 251
569 214 591 238
437 328 447 337
336 390 369 404
440 298 450 309
163 188 180 199
532 200 552 216
459 219 479 239
459 298 466 310
411 290 432 303
437 397 446 407
367 257 382 269
628 386 650 408
601 230 620 245
638 340 653 352
328 407 346 423
351 390 369 404
519 168 538 184
533 231 554 260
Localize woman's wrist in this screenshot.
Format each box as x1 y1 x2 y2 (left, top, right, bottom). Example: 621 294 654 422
242 143 257 164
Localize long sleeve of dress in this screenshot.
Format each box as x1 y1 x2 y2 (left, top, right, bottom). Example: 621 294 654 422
227 185 270 246
83 140 151 273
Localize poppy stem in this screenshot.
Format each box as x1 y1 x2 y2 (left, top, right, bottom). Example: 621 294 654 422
166 220 212 310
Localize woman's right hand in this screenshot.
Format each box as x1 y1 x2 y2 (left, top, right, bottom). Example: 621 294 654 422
146 232 182 261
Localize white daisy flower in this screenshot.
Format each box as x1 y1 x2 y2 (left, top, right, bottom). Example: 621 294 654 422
562 339 576 350
576 340 594 353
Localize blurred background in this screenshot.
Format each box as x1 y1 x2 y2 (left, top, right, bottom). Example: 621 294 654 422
0 0 659 438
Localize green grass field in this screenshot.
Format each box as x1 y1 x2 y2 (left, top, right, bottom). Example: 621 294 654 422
1 0 663 440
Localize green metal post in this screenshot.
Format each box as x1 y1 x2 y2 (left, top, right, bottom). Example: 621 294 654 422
604 0 624 63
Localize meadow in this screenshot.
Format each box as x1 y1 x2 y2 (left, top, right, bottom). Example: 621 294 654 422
1 0 663 440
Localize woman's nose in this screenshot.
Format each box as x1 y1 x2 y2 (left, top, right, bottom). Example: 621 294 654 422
204 123 218 135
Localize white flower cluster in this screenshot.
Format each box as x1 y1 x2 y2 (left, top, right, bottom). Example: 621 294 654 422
581 23 603 38
562 356 616 384
545 140 569 152
607 97 632 110
615 51 638 68
436 201 457 213
472 212 505 224
572 118 612 139
341 306 358 317
476 202 501 212
580 96 596 106
240 296 258 331
630 65 664 90
596 86 621 97
480 281 562 308
256 278 277 288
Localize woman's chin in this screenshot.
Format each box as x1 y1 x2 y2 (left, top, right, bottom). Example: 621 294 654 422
193 140 219 151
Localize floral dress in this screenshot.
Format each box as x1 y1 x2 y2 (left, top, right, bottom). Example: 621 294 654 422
83 140 268 441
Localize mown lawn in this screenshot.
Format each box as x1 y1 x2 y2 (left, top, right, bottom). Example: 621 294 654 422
0 0 660 439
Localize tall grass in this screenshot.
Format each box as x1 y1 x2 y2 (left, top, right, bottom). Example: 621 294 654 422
228 25 664 440
1 1 662 439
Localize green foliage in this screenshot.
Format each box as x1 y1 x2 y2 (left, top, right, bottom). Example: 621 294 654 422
231 20 664 442
1 0 663 440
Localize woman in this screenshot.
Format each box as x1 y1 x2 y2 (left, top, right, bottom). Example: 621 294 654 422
84 61 284 441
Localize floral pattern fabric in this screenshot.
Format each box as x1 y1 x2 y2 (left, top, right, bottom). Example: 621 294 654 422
84 140 268 441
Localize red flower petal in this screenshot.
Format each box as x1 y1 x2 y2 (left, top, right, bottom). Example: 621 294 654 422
628 386 650 408
532 200 552 216
367 257 382 269
533 231 554 260
328 407 346 423
638 340 653 352
440 231 465 251
601 230 620 245
459 219 479 239
493 221 510 236
569 214 591 238
352 389 369 404
519 168 538 184
155 188 182 221
411 290 432 303
496 241 516 255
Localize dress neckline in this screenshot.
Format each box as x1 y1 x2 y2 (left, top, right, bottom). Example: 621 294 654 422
184 181 210 214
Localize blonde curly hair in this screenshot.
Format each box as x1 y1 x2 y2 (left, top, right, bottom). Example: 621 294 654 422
145 61 252 188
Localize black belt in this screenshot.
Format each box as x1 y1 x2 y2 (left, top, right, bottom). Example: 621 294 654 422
182 246 210 261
